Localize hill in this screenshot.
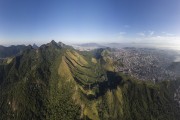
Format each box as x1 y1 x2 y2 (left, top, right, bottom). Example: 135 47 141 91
0 41 180 120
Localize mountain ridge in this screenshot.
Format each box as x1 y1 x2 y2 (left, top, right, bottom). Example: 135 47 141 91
0 41 180 120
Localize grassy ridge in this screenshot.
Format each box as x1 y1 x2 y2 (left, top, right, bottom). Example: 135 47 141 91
0 42 180 120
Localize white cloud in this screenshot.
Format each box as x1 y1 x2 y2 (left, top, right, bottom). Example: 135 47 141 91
161 32 175 36
137 32 145 36
135 35 180 45
0 40 3 44
137 31 154 37
0 40 7 45
110 31 180 46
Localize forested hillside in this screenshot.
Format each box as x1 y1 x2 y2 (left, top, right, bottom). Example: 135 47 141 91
0 41 180 120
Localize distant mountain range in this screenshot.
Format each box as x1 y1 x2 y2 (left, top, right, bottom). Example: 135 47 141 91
74 42 143 49
0 44 39 58
77 43 106 47
0 45 30 58
0 41 180 120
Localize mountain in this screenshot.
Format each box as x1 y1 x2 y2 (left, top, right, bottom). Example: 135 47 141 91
32 44 38 49
0 41 180 120
0 45 31 58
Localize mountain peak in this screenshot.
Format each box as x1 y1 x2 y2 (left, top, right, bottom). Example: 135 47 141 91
48 40 58 46
32 43 38 49
50 40 56 44
42 40 68 49
57 42 65 47
47 40 59 47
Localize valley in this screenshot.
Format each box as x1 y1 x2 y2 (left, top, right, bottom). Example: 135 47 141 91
0 41 180 120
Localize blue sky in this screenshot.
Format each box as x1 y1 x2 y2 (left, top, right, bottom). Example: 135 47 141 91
0 0 180 45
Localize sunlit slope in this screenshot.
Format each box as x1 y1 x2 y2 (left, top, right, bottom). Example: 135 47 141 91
0 41 180 120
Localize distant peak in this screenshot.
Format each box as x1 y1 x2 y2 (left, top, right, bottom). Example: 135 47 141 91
39 40 69 50
45 40 67 49
50 40 56 44
32 43 38 49
48 40 58 46
58 42 65 47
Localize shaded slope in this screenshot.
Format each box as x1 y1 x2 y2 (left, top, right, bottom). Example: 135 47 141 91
0 41 81 120
0 42 180 120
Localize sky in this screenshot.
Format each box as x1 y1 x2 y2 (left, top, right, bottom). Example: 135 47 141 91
0 0 180 45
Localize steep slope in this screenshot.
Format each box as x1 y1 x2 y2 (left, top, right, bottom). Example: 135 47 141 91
0 41 180 120
0 41 81 119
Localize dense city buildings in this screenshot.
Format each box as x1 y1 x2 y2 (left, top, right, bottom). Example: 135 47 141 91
109 48 178 82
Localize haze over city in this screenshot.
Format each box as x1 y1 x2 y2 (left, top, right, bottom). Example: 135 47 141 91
0 0 180 50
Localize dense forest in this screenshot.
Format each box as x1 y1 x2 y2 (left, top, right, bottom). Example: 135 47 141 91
0 41 180 120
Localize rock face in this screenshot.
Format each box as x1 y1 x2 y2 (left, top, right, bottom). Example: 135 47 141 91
0 41 180 120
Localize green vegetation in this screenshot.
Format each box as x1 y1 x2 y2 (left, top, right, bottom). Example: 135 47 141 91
0 41 180 120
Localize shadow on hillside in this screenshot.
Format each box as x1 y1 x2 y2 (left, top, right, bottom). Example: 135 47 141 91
82 71 123 100
98 71 122 96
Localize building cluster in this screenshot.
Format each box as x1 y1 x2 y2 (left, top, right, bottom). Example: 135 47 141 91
110 48 177 81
